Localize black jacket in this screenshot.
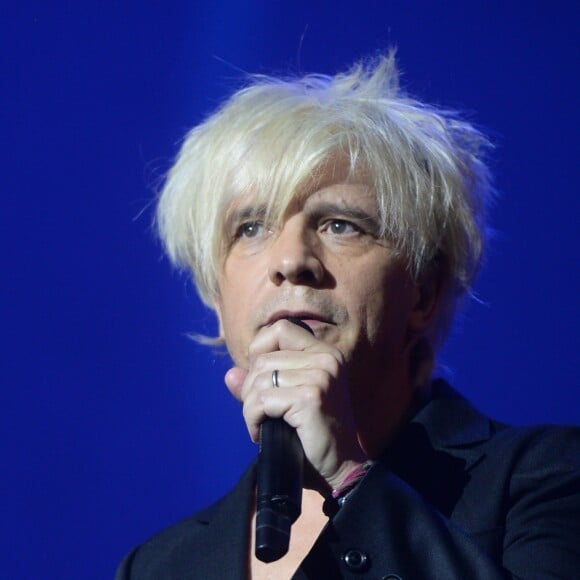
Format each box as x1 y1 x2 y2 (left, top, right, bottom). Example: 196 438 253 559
116 381 580 579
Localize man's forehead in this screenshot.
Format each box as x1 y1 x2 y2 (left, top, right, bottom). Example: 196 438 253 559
224 179 378 219
225 153 372 209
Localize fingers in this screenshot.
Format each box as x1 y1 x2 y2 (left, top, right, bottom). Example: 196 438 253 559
248 319 344 364
229 320 343 443
243 354 337 439
243 367 333 442
240 318 342 404
242 350 340 396
224 318 366 489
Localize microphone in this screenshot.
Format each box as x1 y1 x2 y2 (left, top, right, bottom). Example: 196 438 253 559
254 317 313 563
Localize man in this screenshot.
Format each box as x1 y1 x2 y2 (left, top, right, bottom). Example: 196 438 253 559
117 54 579 578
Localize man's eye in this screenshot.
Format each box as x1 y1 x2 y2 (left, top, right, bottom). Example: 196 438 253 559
236 221 264 238
323 219 359 235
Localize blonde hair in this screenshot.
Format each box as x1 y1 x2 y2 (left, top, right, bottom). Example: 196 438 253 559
157 52 493 345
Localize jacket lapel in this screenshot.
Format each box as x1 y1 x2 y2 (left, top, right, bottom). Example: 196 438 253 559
413 379 493 466
183 464 255 580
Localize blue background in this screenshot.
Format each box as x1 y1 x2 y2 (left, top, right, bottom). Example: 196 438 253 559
2 2 578 578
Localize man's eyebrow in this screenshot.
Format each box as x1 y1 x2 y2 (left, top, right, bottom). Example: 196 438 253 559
308 202 379 224
224 204 268 230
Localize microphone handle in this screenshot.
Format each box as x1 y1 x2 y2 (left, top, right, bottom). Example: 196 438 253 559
254 317 312 563
255 418 304 562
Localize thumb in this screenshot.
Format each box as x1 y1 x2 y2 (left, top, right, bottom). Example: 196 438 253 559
224 367 248 402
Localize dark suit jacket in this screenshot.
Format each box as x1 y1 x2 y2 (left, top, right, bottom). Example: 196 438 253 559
116 381 580 579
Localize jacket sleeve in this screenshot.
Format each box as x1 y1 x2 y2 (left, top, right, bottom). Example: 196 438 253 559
501 426 580 579
299 427 580 580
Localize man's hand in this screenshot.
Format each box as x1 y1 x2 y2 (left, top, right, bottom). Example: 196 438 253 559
224 319 367 494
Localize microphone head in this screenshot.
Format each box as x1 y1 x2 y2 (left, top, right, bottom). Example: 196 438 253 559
286 317 314 335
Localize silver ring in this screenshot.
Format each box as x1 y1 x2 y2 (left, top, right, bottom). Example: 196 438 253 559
272 369 279 388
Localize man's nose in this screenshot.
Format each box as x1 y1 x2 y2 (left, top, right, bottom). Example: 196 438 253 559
267 219 324 286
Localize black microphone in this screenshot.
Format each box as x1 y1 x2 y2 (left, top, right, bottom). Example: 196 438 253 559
254 317 313 563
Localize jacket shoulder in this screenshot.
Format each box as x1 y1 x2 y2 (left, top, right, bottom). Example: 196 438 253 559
116 464 255 580
489 422 580 468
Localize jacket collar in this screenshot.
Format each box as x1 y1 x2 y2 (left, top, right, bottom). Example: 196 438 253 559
413 379 493 449
380 378 495 475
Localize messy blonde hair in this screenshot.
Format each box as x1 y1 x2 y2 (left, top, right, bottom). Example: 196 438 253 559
157 52 493 345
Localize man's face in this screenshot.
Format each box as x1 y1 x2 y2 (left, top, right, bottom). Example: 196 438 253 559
215 171 433 409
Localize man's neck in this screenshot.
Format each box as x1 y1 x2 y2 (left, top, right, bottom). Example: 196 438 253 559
249 489 328 580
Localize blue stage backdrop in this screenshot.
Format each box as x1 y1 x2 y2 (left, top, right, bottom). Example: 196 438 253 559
2 2 578 578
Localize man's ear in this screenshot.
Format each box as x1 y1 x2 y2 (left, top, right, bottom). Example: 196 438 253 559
213 298 225 340
408 269 443 334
